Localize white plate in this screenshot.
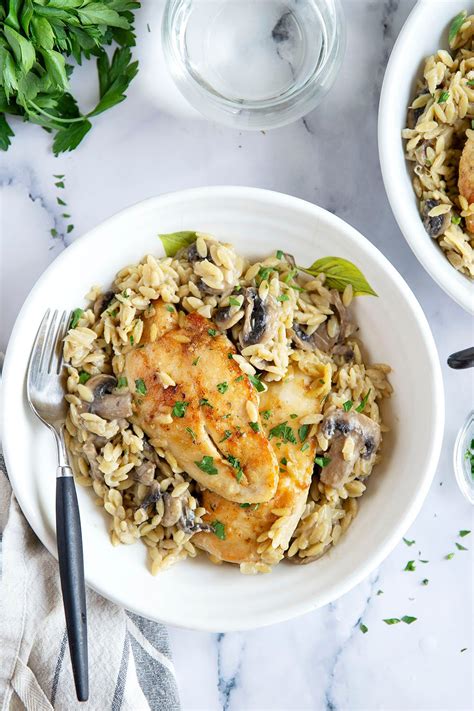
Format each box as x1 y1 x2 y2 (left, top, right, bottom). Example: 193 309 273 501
379 0 474 314
1 187 444 631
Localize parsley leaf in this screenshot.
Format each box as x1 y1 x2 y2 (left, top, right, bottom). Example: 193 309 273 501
229 296 240 306
403 538 415 546
227 455 243 481
211 520 226 540
249 374 265 392
117 376 128 389
195 456 217 475
135 378 147 396
208 328 217 337
401 616 417 625
219 430 232 442
298 424 310 443
359 623 368 634
455 542 468 551
355 389 371 413
70 308 83 329
185 426 196 441
217 381 228 394
199 398 213 408
78 371 91 384
261 410 272 420
314 456 331 468
269 422 297 444
383 618 400 625
404 560 416 571
459 530 471 537
172 401 188 418
249 421 260 432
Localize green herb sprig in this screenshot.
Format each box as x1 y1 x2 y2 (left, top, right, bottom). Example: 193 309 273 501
0 1 141 154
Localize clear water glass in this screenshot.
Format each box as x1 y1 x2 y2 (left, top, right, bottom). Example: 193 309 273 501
162 0 345 129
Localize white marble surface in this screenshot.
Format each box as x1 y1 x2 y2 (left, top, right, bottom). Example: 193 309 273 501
1 1 473 709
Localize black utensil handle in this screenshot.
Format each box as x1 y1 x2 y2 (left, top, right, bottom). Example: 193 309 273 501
56 471 89 702
447 347 474 370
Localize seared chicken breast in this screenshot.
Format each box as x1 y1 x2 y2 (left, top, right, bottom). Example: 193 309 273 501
193 365 331 566
125 301 279 504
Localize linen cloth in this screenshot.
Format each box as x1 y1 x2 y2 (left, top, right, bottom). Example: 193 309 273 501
0 454 181 711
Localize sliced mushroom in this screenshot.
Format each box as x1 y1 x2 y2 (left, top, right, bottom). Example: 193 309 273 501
93 290 115 318
139 481 162 509
239 288 278 348
161 492 183 527
83 439 103 481
291 289 353 355
318 409 381 490
178 507 213 534
420 199 451 239
131 460 156 487
81 374 132 421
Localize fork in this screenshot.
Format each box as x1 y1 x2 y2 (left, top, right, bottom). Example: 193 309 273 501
27 309 89 702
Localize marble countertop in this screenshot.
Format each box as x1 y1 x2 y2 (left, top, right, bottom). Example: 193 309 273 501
1 1 472 709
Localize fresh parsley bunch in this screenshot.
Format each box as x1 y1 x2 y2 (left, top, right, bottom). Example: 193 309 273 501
0 0 140 154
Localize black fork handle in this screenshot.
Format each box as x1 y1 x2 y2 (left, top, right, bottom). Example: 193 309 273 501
56 470 89 702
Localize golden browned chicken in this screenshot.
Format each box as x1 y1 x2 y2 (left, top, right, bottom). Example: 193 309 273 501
193 365 331 567
459 134 474 232
124 302 279 504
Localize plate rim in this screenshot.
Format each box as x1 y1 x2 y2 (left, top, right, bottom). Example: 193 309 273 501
1 186 445 631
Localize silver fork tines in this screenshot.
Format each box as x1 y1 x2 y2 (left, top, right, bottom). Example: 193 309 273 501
27 309 71 464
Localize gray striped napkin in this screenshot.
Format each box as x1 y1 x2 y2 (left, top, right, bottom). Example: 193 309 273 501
0 455 180 711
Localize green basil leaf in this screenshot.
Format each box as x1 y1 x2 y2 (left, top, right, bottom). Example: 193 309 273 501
299 256 377 296
158 231 197 257
449 11 467 45
4 25 36 73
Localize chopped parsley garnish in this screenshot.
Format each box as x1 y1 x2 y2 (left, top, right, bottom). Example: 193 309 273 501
343 400 353 412
249 374 265 392
192 357 200 366
117 376 128 389
195 456 218 475
376 589 383 596
172 401 189 418
208 328 217 337
298 424 310 443
277 294 289 302
217 381 229 394
459 530 471 537
419 559 429 564
122 290 130 298
235 375 244 382
314 456 331 467
383 618 400 625
166 305 175 312
445 552 455 560
404 560 416 572
359 623 368 634
384 616 416 625
249 421 260 432
280 457 288 466
261 410 272 420
355 389 371 413
276 250 284 259
70 308 84 329
211 520 226 540
464 440 474 479
452 214 462 225
199 398 213 408
421 578 429 586
228 353 233 359
437 91 450 103
78 371 91 384
108 308 118 318
229 296 240 306
468 80 474 88
403 538 415 546
185 426 196 441
135 379 147 395
227 455 243 481
289 414 297 420
301 442 310 452
269 422 297 444
129 334 134 346
240 503 259 510
219 430 232 442
401 616 417 625
455 542 468 551
257 266 275 283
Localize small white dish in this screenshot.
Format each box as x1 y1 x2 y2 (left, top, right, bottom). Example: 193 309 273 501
378 0 474 314
0 187 444 631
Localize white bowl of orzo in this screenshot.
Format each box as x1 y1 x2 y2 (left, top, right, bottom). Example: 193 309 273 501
1 186 444 630
379 0 474 313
